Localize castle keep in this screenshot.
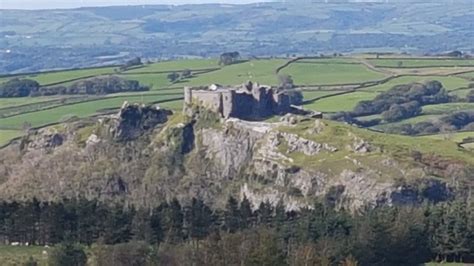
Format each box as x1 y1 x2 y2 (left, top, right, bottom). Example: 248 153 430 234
184 82 291 120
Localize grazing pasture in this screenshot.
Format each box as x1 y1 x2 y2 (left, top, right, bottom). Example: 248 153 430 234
281 61 386 86
422 103 474 115
303 91 378 113
365 75 469 92
122 59 219 73
0 130 23 146
368 58 474 68
0 94 182 130
179 59 285 87
12 67 116 86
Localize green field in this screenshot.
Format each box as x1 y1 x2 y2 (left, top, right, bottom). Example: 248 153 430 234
0 96 103 119
422 103 474 115
0 59 218 88
302 90 343 100
459 71 474 79
303 91 378 112
292 58 358 64
368 59 474 68
365 75 469 92
122 59 219 73
16 67 117 86
422 131 474 142
179 59 285 87
0 96 63 108
281 62 386 85
159 99 184 111
0 130 23 146
0 94 182 130
375 114 442 131
119 73 171 90
450 88 473 98
356 102 474 122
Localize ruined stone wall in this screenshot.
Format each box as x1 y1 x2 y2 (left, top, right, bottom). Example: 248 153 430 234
222 90 235 118
273 93 291 114
232 92 254 119
183 84 292 120
190 90 223 114
184 87 192 104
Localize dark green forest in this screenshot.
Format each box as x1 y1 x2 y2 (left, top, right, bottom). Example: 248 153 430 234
1 197 473 265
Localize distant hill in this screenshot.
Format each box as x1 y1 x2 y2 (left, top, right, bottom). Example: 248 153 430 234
0 1 472 73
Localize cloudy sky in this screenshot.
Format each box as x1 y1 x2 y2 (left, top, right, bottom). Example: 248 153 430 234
0 0 269 10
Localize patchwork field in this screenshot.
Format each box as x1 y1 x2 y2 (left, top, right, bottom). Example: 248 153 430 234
123 59 219 73
422 131 474 142
119 73 171 90
1 55 473 145
303 91 378 113
0 96 65 108
180 59 286 87
281 61 386 85
422 103 474 115
368 58 474 68
13 67 117 86
0 94 182 130
0 130 23 146
459 71 474 79
364 75 470 93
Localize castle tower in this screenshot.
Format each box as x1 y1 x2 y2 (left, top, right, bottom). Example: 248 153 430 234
184 86 193 104
222 89 236 118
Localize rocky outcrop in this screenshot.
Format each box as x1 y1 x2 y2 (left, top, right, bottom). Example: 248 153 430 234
25 129 66 151
194 118 456 212
108 102 172 141
0 106 467 212
279 132 338 155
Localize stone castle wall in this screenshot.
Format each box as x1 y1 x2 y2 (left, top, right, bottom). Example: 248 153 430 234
184 83 291 120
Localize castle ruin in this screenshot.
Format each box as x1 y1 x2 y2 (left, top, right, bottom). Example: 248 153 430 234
184 82 292 120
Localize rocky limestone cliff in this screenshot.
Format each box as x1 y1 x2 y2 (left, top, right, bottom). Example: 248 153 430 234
0 105 470 211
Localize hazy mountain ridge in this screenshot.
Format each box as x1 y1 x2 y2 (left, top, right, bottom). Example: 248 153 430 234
1 1 472 73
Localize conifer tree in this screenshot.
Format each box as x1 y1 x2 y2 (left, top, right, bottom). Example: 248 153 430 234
224 196 241 233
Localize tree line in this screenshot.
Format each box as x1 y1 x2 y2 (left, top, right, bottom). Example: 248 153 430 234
0 76 149 98
1 196 473 265
386 110 474 135
330 81 474 135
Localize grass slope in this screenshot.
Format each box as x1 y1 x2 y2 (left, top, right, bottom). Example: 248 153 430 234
119 73 171 90
0 94 181 130
279 120 474 172
365 75 469 92
17 67 116 86
0 130 23 146
422 103 474 115
368 59 474 68
421 131 474 142
179 59 285 87
122 59 219 73
281 62 385 85
0 96 63 109
303 91 378 113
